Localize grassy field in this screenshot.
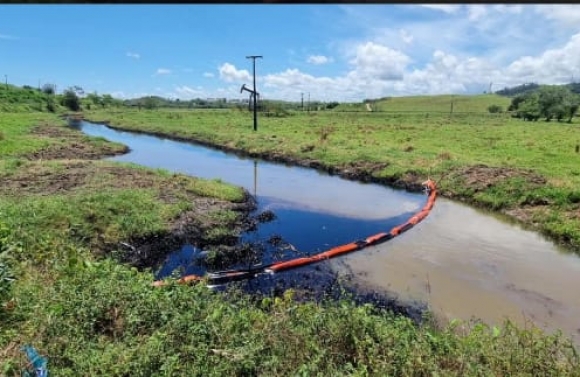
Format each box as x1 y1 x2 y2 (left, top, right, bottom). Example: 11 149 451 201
85 102 580 252
0 84 65 113
334 94 511 112
1 94 579 375
370 94 512 113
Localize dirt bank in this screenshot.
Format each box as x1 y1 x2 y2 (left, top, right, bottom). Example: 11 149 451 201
86 119 579 249
25 122 128 160
9 121 263 270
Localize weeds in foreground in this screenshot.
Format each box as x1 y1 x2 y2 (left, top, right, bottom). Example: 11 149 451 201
1 233 578 376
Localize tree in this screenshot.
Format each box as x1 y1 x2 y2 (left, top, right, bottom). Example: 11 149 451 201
86 92 102 108
509 85 579 123
62 88 81 111
561 91 580 123
102 94 115 108
143 96 157 110
510 92 540 121
518 94 541 121
41 83 55 96
46 97 56 113
538 86 567 121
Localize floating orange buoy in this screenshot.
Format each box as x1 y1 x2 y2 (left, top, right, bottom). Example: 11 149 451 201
153 180 437 287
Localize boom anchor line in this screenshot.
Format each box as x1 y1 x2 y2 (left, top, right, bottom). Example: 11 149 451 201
152 180 437 288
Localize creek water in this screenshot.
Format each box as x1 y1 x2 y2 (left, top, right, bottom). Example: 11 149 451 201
76 120 580 344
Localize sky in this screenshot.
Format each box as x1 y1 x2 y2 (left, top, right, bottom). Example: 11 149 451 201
2 4 580 102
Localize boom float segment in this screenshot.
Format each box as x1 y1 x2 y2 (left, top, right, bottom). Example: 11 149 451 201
153 180 437 287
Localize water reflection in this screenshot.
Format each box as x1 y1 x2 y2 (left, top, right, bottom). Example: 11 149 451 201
76 120 580 345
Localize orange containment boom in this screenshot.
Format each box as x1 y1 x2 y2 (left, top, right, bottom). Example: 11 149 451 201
153 179 437 287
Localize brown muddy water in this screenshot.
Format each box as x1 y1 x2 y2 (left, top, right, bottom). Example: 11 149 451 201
338 198 580 344
77 120 580 344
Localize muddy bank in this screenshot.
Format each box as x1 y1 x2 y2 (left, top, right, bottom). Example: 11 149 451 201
231 262 428 325
25 122 128 160
66 118 580 331
8 120 263 272
82 117 580 251
1 159 260 270
116 192 258 269
85 118 427 191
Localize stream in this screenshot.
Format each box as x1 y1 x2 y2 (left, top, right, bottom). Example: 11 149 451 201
76 120 580 344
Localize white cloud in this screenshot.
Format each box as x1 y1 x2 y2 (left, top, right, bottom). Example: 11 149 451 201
264 69 316 88
349 42 411 81
535 5 580 28
97 5 580 102
154 68 172 76
218 63 251 82
110 91 127 99
174 85 205 99
203 72 215 78
126 51 140 59
506 32 580 84
419 4 461 14
241 24 580 101
307 55 333 65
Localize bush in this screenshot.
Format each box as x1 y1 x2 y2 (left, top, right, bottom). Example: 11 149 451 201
487 104 503 113
62 89 81 111
46 98 56 113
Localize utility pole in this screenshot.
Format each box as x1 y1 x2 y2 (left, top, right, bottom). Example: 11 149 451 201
246 55 262 131
4 75 7 89
301 92 304 111
308 92 310 112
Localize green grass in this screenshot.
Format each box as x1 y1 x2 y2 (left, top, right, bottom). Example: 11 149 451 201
0 113 57 156
2 234 578 375
85 106 580 250
1 104 579 375
0 159 246 257
373 94 511 112
334 94 511 113
0 112 129 160
0 84 65 113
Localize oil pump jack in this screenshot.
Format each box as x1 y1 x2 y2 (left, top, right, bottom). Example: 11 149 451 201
240 84 260 112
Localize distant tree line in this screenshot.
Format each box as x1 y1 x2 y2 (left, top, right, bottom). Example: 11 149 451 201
496 83 540 97
497 82 580 97
121 95 340 113
508 85 580 122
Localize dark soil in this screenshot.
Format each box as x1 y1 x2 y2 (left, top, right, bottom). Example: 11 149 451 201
24 123 128 160
444 164 551 225
234 262 428 325
451 164 546 193
10 117 433 322
2 159 258 273
95 121 428 192
116 193 257 270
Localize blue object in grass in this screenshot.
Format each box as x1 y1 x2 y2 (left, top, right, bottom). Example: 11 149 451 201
21 345 48 377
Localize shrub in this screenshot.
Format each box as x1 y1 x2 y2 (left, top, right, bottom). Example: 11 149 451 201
488 104 503 113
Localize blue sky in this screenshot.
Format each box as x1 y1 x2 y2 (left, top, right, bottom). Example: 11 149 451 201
2 4 580 102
